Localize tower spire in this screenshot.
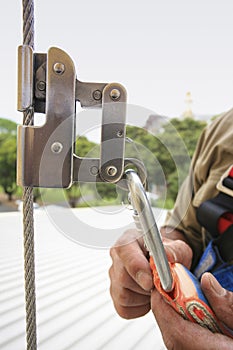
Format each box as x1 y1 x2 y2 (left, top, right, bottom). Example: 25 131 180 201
182 91 194 118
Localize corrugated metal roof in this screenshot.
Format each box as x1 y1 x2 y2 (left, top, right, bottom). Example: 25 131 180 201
0 207 166 349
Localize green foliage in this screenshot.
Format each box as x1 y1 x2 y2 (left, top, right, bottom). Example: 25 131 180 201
65 136 99 207
67 118 207 208
159 118 206 203
0 118 17 135
0 116 207 207
0 119 17 200
162 118 207 158
0 116 207 208
126 117 207 207
75 136 99 157
65 135 129 207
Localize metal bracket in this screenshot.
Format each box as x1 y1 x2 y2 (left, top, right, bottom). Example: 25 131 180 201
18 46 75 188
17 45 146 188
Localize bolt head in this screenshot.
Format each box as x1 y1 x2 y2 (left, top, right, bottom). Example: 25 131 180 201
106 166 118 177
53 62 65 75
110 88 121 101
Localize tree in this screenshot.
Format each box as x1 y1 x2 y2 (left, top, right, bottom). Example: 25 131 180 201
0 118 17 135
160 118 206 201
0 119 17 201
126 117 207 205
66 118 207 208
0 134 17 201
66 136 127 206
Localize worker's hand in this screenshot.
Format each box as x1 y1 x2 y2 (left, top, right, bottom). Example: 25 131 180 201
151 273 233 350
109 228 192 319
201 272 233 334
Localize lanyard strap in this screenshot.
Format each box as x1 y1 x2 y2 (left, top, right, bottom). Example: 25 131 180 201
197 165 233 238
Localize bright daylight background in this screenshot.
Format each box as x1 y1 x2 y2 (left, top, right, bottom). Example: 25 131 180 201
1 1 233 350
1 0 233 123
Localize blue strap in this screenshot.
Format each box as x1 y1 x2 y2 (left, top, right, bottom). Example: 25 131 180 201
194 240 233 291
194 241 218 279
213 265 233 292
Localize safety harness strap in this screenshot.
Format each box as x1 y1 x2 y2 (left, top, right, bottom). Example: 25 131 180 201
195 166 233 279
196 192 233 238
197 165 233 236
194 227 233 280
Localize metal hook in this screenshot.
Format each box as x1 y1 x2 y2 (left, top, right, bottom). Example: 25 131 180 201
125 169 173 292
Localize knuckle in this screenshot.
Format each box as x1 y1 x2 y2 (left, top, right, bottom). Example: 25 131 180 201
109 246 117 260
108 265 114 280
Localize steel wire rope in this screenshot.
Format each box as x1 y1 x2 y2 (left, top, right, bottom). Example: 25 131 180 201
21 0 37 349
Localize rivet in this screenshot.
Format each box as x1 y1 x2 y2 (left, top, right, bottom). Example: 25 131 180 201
53 62 65 75
51 142 63 154
93 90 102 101
37 81 46 91
110 88 121 101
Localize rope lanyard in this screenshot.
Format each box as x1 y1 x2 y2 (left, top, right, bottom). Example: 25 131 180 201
22 1 37 349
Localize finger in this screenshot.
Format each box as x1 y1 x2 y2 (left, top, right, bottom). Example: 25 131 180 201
111 230 153 291
201 272 233 329
109 260 151 319
163 238 193 269
111 303 151 320
109 254 151 295
151 290 233 350
109 283 151 308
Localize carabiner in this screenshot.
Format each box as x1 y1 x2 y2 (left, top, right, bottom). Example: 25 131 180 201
125 169 173 292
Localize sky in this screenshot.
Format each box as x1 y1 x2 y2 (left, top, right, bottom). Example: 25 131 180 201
2 0 233 125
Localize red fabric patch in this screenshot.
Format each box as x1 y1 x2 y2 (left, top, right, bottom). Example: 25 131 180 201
229 167 233 178
218 212 233 234
193 306 205 321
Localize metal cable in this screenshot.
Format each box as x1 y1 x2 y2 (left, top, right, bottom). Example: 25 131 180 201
22 1 37 349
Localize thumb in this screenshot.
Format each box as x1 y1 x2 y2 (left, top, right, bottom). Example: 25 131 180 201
201 272 233 330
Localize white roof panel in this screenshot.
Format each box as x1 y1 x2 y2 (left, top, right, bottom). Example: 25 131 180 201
0 207 166 350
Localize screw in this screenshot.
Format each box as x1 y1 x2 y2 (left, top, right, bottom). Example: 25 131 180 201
53 62 65 75
93 90 102 101
37 81 46 91
51 142 63 154
106 166 118 177
110 88 121 101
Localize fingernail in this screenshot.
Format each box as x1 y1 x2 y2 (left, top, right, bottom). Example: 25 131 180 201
208 274 226 297
136 271 153 291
